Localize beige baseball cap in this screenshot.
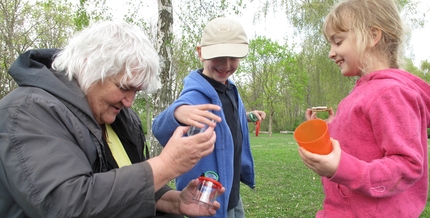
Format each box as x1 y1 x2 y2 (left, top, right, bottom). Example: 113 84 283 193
200 17 249 59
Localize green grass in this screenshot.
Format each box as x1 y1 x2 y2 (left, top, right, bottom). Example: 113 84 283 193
240 133 430 217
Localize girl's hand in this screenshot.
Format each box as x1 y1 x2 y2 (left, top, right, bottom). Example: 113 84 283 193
305 108 335 123
298 138 341 178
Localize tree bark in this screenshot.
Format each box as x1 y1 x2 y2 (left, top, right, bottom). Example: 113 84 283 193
149 0 174 157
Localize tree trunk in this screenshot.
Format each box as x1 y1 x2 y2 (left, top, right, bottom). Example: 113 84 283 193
148 0 174 157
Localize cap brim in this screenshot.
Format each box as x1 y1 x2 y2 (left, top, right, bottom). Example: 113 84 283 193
201 44 248 59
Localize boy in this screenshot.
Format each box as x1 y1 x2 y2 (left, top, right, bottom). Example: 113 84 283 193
152 17 265 218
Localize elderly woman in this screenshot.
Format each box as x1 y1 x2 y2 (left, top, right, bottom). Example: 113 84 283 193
0 21 223 218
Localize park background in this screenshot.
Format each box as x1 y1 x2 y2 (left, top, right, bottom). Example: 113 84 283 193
1 0 430 217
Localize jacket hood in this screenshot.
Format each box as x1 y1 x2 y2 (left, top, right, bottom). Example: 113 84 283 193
181 69 230 103
358 69 430 127
8 49 94 119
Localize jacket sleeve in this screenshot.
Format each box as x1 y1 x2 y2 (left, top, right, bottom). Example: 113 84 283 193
0 89 158 218
152 89 215 146
152 100 186 146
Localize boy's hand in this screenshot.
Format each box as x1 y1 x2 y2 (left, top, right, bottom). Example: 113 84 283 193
174 104 222 129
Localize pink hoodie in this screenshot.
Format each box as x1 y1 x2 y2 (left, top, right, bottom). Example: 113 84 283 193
317 69 430 218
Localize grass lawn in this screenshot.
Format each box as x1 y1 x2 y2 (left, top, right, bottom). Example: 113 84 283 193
240 133 430 217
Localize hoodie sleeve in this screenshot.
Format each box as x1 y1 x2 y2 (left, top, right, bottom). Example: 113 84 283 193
152 100 188 146
152 89 213 146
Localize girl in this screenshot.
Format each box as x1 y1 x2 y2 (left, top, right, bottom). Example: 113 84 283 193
300 0 430 217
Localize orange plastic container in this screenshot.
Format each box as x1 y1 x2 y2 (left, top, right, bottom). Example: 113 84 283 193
294 119 332 155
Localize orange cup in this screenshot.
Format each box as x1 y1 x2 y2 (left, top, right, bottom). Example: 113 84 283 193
294 119 332 155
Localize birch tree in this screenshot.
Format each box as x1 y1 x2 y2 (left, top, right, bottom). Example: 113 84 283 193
147 0 174 156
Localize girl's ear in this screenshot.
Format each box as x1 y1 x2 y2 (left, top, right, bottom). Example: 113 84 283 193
370 27 382 47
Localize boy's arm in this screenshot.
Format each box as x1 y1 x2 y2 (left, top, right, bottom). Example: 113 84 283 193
152 102 184 146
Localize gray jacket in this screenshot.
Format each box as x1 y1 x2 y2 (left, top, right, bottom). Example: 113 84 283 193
0 49 161 218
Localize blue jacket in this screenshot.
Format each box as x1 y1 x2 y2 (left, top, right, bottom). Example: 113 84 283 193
152 69 255 218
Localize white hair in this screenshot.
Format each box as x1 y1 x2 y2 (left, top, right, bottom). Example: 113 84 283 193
52 20 161 94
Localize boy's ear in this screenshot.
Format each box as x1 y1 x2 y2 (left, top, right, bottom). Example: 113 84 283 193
196 46 205 62
370 27 382 47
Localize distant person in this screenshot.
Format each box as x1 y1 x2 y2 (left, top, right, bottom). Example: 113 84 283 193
0 20 225 218
299 0 430 217
152 17 266 218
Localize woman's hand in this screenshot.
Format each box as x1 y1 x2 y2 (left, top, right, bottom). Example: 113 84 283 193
178 179 225 217
147 125 217 191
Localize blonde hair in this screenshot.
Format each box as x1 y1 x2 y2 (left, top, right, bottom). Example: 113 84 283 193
52 20 161 94
323 0 404 71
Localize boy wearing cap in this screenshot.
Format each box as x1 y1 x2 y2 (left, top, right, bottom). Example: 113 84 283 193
152 17 265 217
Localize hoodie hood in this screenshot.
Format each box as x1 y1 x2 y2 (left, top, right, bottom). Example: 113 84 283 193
8 49 94 119
180 69 221 103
